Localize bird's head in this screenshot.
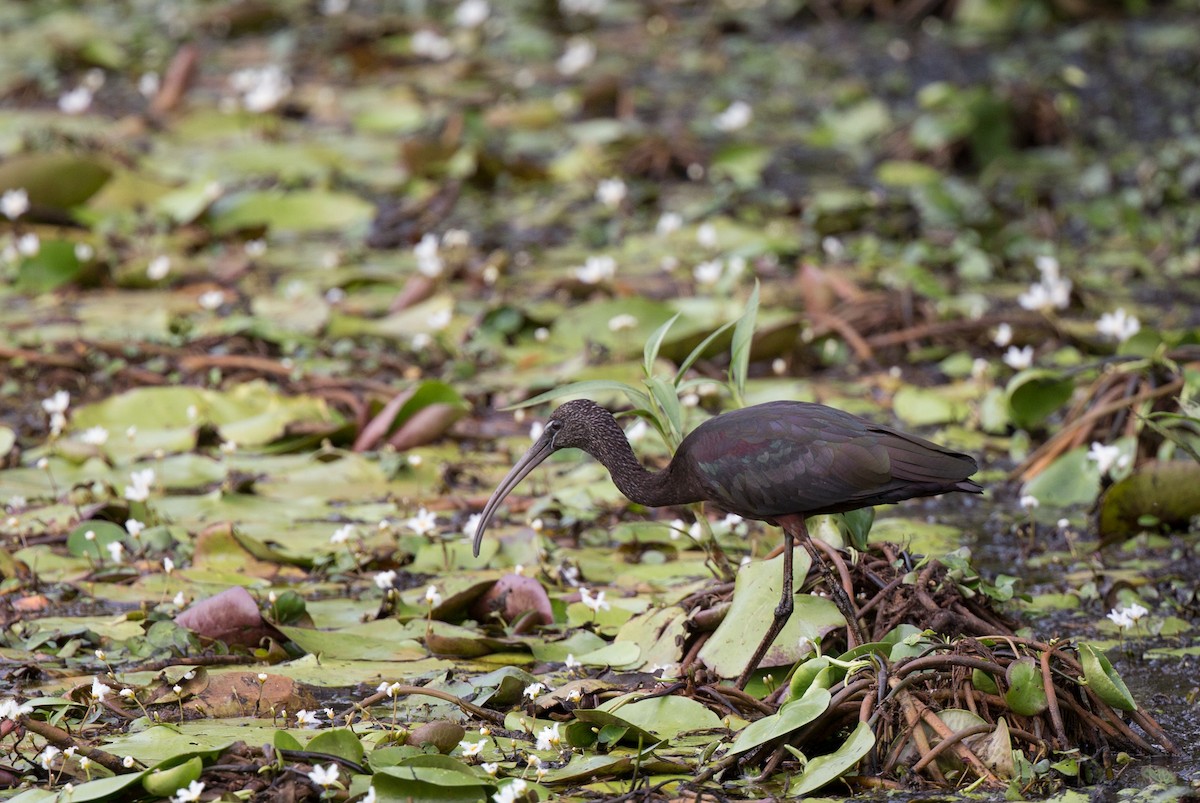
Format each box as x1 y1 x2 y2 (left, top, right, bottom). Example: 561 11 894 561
541 399 608 451
471 399 612 557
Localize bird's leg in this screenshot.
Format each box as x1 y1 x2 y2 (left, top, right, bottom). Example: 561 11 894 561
734 526 795 690
795 518 865 647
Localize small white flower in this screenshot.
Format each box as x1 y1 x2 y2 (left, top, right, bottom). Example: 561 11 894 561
1096 308 1141 343
481 761 499 775
244 238 267 257
523 682 545 701
1124 602 1149 622
138 71 160 98
1107 607 1133 629
573 254 616 284
1 188 29 220
564 653 581 669
147 255 171 280
75 242 94 261
992 322 1013 347
595 178 627 209
92 677 112 701
535 722 561 751
556 37 596 76
330 524 354 545
455 0 490 27
1019 494 1040 510
427 308 452 330
625 419 647 443
374 569 398 590
696 222 718 249
411 29 455 60
1018 257 1071 311
173 591 186 607
713 100 752 132
424 585 442 606
321 0 350 14
607 313 638 332
0 698 32 720
124 468 156 502
106 541 124 564
534 327 549 342
198 290 225 310
42 390 70 416
59 85 94 115
693 259 723 285
307 763 340 787
1086 442 1126 476
37 457 50 471
1002 345 1034 370
819 236 844 258
17 232 39 257
656 212 682 236
566 688 582 702
493 778 528 803
460 738 485 757
579 586 610 613
407 507 438 536
39 745 61 770
529 421 545 441
411 332 433 350
163 556 175 574
414 233 444 277
80 426 109 445
125 519 145 537
230 65 292 113
462 513 483 541
296 709 320 728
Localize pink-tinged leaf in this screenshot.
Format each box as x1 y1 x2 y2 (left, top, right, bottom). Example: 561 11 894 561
387 402 466 451
471 574 554 634
353 387 416 452
175 586 283 647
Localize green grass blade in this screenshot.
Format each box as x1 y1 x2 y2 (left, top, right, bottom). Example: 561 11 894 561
673 319 737 387
644 313 681 377
645 376 685 448
728 280 760 406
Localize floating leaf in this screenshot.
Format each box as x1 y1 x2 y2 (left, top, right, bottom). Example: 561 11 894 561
140 756 202 798
727 687 832 755
66 520 126 558
791 720 875 796
1098 461 1200 543
16 240 84 293
1005 369 1074 431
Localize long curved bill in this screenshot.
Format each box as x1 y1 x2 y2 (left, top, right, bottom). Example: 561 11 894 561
472 430 557 557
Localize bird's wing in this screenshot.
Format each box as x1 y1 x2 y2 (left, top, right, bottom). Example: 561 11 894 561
681 422 898 519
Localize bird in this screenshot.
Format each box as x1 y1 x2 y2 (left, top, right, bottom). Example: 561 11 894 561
472 398 982 689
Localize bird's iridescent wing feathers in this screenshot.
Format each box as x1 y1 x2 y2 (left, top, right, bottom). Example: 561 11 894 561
676 401 977 520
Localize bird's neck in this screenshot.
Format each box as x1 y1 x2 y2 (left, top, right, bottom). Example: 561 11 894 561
580 417 702 508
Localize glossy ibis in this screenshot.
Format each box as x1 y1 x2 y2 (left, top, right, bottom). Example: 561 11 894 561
473 399 982 688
